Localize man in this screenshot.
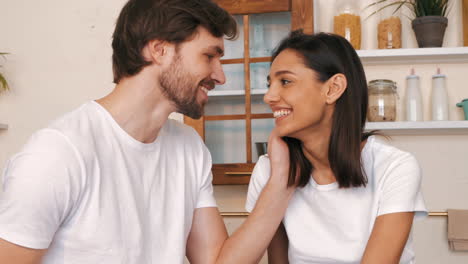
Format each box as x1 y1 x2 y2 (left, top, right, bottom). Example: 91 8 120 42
0 0 294 263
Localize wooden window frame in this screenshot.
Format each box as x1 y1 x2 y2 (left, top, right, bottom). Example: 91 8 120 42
185 0 314 184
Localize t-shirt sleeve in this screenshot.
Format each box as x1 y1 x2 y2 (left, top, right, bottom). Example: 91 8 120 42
377 152 427 219
245 155 270 213
0 129 83 249
195 140 216 209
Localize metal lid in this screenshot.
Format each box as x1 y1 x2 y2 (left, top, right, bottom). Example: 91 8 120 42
368 79 397 91
432 74 446 79
406 75 420 80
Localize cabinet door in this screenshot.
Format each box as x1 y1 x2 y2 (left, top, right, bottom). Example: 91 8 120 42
464 0 468 46
185 0 314 184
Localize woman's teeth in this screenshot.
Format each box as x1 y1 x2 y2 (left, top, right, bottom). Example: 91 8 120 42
201 86 209 94
273 110 292 118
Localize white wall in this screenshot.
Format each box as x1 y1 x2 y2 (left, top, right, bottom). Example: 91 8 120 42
0 0 128 174
1 0 467 263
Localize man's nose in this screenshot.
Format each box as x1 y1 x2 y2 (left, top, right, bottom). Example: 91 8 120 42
211 61 226 85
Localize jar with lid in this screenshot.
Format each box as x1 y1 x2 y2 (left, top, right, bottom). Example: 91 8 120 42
333 0 361 49
367 79 398 122
377 1 402 49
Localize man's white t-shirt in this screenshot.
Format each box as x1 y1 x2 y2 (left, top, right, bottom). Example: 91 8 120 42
0 101 216 264
246 136 427 264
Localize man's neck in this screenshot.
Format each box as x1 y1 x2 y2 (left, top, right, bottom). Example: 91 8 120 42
96 74 175 144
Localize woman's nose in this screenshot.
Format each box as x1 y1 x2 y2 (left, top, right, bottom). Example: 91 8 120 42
264 87 280 105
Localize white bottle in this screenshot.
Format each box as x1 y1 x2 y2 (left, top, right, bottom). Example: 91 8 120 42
405 69 423 121
431 68 449 121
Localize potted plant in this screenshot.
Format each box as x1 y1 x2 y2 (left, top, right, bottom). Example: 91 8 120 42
367 0 451 47
0 52 9 93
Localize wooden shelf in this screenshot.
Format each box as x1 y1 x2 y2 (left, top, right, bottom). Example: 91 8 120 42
209 89 245 97
221 47 468 67
0 123 8 130
365 121 468 135
357 47 468 65
208 89 267 97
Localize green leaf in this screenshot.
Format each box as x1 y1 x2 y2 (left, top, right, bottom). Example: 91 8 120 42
366 1 408 19
0 52 10 92
364 0 390 10
0 73 9 92
366 0 450 18
392 0 410 16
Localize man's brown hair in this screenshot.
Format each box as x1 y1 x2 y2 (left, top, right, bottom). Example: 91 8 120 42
112 0 238 83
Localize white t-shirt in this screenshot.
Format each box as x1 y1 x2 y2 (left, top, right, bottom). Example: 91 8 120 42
0 101 216 264
246 136 427 264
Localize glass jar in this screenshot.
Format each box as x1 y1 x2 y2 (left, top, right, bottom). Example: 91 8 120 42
377 3 402 49
333 0 361 49
368 79 398 122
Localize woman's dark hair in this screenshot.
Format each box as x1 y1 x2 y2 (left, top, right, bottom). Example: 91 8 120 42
272 30 373 188
112 0 238 83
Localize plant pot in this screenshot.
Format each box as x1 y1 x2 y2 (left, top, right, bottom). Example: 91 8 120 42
411 16 448 48
456 99 468 120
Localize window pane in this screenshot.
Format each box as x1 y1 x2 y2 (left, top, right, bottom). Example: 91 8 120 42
205 120 246 164
205 95 245 115
216 64 244 92
223 15 244 59
250 62 270 91
250 12 291 58
250 62 270 114
251 94 271 114
251 119 275 162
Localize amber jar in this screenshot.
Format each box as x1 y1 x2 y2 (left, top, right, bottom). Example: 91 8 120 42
377 8 402 49
367 79 398 122
333 0 361 49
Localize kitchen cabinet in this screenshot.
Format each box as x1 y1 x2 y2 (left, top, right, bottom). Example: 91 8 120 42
185 0 468 185
184 0 314 184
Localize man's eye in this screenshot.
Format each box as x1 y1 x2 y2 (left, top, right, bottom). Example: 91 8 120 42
266 83 271 88
206 54 215 60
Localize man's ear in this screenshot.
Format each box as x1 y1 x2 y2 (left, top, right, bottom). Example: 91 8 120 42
325 73 347 104
142 39 169 65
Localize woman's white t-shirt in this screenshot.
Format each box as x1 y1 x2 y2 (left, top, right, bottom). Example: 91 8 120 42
246 136 427 264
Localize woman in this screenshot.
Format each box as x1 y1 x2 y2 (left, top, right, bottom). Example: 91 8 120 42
245 31 427 264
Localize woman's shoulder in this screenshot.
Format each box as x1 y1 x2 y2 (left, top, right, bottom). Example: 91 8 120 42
367 136 416 161
364 136 420 182
251 155 272 183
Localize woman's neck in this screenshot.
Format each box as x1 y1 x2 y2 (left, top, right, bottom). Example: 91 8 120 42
300 129 336 185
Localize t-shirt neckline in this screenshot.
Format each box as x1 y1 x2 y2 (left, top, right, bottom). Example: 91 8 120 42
90 100 165 151
309 136 374 191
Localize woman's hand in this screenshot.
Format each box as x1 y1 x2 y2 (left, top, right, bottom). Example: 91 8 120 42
267 128 291 188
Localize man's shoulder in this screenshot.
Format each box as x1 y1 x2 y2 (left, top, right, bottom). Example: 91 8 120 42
164 119 203 142
22 102 95 153
47 101 96 134
25 102 99 162
22 128 75 155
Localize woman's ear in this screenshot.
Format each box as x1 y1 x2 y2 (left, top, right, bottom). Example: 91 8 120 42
325 73 347 104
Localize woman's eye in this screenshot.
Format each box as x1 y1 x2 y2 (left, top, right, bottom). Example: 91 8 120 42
206 54 215 60
267 82 271 88
281 79 291 85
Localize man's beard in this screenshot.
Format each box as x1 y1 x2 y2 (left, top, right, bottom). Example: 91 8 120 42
160 55 205 119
